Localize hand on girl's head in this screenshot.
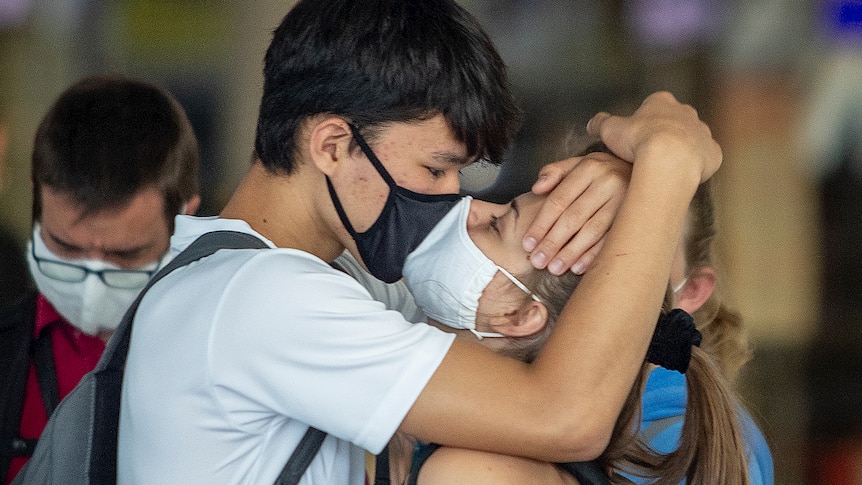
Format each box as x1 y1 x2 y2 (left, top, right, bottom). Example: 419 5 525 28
523 151 631 275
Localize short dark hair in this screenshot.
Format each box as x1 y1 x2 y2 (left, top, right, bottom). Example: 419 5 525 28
255 0 522 175
31 75 199 228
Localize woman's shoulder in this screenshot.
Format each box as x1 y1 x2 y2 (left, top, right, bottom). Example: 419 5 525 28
416 447 580 485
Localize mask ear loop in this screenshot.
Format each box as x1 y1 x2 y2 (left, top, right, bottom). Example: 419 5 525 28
468 328 507 340
466 267 540 340
672 277 689 294
347 123 398 187
496 266 541 302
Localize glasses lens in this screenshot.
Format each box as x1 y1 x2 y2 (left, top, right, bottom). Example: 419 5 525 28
101 270 152 289
36 260 87 282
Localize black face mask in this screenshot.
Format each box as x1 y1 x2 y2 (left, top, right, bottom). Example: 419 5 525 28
326 123 460 283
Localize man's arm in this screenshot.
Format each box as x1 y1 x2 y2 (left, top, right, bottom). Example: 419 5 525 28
400 92 721 463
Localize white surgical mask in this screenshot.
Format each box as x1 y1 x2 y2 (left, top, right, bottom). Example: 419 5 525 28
26 223 170 336
403 197 539 339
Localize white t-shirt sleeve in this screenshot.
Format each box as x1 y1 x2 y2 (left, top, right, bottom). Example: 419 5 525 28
208 250 453 454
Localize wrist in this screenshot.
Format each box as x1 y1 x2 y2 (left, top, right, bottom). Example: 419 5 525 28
633 134 715 187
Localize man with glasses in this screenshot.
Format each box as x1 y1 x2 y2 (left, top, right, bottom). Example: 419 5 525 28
0 75 199 484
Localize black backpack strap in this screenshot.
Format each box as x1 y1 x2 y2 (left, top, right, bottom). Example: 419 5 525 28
372 443 391 485
0 292 37 479
407 443 440 485
274 427 327 485
557 460 611 485
31 327 60 418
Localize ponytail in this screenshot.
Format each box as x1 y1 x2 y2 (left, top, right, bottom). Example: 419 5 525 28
594 320 752 484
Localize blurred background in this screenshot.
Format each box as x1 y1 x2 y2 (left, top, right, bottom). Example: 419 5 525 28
1 1 861 483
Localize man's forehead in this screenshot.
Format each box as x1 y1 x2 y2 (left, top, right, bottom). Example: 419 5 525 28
39 187 169 245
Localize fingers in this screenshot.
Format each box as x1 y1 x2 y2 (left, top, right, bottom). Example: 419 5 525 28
570 238 605 276
523 159 592 253
531 179 623 275
587 91 722 184
586 111 635 162
531 157 580 196
525 154 630 275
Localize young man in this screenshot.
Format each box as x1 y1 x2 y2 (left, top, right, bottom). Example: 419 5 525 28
0 75 200 483
118 1 722 483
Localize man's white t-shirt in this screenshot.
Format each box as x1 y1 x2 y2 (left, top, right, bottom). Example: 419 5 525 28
117 216 454 484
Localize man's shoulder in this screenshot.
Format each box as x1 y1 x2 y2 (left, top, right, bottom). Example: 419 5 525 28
171 216 276 253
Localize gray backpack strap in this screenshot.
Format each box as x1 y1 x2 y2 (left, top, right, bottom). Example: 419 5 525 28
640 415 684 444
12 231 267 485
15 230 329 485
99 230 269 374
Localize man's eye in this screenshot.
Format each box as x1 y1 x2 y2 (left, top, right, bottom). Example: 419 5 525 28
427 167 445 178
489 215 500 234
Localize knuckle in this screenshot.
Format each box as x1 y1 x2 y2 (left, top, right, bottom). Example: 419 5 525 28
544 191 570 213
577 220 603 244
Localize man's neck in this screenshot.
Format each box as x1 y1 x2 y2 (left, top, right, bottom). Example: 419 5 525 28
220 162 344 262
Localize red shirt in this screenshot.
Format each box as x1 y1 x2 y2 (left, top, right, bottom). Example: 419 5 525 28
5 294 105 484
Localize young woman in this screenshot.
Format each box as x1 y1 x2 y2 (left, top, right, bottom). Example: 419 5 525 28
393 175 773 484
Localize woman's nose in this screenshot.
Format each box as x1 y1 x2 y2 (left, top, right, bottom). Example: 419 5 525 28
467 199 502 229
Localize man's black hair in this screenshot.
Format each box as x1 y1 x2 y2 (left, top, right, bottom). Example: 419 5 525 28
255 0 522 175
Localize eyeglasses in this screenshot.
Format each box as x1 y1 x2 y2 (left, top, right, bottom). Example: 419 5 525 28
30 242 156 289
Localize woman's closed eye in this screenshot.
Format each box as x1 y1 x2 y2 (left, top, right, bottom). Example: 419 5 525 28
489 215 500 234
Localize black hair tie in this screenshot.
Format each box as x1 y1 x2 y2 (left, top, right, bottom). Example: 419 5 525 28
646 309 702 373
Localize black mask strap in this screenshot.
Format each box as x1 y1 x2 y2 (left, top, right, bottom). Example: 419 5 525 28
325 176 361 238
348 123 398 188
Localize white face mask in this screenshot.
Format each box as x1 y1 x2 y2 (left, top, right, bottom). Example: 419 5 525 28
403 196 539 339
26 223 170 336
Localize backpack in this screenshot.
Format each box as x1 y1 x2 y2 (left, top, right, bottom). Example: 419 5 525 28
11 230 326 485
0 291 38 480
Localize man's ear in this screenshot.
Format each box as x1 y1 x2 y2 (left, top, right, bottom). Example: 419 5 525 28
677 266 716 314
182 195 201 216
307 117 355 177
498 300 548 338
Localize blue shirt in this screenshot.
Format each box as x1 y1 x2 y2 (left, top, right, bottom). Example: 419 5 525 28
633 367 774 484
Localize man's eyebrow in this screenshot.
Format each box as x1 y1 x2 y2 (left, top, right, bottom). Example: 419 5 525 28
48 231 147 259
47 232 83 253
432 151 472 166
103 246 148 260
